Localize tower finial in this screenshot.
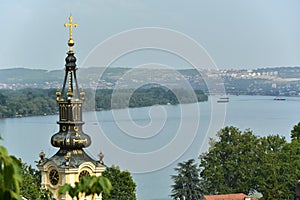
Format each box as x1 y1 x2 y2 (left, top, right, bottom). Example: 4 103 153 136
64 15 78 51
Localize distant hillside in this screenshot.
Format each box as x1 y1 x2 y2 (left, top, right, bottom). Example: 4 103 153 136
0 67 130 84
0 68 63 84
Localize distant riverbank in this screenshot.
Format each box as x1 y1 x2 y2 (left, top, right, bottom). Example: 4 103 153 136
0 87 207 118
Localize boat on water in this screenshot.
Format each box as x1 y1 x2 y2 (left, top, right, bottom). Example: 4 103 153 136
274 96 286 101
217 97 229 103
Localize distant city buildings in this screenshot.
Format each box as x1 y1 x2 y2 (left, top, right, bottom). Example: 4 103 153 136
1 67 300 96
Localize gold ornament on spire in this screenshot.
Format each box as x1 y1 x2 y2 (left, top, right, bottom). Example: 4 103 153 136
64 15 78 51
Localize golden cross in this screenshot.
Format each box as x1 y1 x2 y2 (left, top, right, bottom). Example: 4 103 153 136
64 15 78 40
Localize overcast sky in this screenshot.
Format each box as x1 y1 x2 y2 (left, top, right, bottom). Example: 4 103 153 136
0 0 300 70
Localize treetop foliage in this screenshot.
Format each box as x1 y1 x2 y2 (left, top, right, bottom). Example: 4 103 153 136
291 122 300 141
102 165 137 200
171 159 203 200
20 161 55 200
199 126 300 199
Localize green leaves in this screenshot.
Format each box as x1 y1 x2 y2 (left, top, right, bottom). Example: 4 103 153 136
200 127 260 194
19 161 55 200
81 176 112 196
0 146 54 200
102 166 137 200
199 126 300 199
0 146 22 200
171 159 203 200
59 175 112 199
291 122 300 141
20 162 40 199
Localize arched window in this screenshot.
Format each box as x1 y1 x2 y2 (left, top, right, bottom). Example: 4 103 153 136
61 105 67 120
79 170 90 180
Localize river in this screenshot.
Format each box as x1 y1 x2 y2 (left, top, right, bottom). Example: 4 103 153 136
0 95 300 200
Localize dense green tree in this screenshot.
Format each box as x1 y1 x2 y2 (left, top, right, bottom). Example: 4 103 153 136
0 145 22 200
20 162 55 200
199 127 260 195
255 135 290 199
199 126 300 199
171 159 203 200
102 166 137 200
291 122 300 141
273 138 300 199
20 162 40 199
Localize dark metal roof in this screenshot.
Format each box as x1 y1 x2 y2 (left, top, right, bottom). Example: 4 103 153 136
38 149 103 169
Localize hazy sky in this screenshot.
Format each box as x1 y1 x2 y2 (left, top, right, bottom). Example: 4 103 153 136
0 0 300 70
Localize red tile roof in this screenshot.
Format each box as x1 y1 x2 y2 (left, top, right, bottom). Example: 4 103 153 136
204 193 258 200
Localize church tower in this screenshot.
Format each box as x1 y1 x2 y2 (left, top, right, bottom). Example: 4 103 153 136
37 16 105 200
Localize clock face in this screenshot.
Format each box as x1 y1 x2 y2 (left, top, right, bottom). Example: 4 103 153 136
79 170 90 180
49 169 59 186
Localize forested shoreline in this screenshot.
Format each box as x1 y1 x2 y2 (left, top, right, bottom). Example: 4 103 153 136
0 87 207 118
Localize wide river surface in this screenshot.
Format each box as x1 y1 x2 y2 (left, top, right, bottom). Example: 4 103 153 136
1 95 300 200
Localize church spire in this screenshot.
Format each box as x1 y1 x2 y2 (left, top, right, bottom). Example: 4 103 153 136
37 16 105 200
51 15 91 150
